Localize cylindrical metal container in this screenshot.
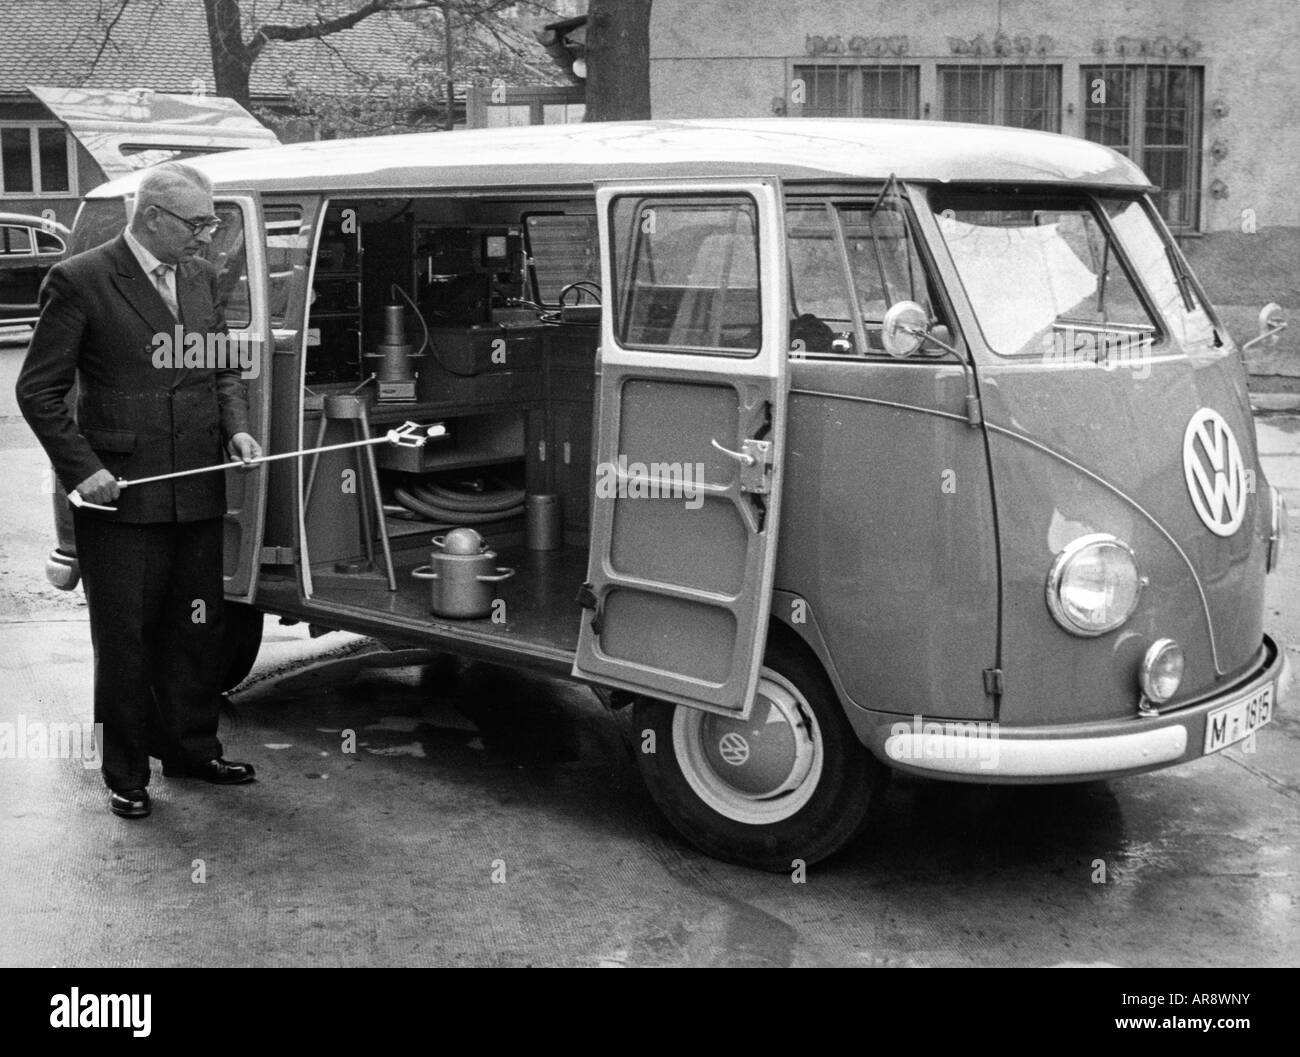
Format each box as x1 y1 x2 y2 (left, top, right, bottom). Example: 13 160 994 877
366 303 415 382
525 493 561 551
411 532 515 618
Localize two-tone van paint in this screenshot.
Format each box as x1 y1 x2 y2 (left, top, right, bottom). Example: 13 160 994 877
43 119 1290 869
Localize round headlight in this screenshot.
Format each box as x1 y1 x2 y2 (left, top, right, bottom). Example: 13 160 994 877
1046 534 1144 637
1140 638 1184 703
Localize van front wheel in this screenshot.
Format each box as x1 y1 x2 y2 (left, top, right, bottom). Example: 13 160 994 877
632 641 881 871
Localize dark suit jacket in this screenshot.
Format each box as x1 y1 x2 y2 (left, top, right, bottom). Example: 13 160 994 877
15 233 250 523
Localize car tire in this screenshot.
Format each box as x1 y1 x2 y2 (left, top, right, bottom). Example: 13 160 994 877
632 637 883 871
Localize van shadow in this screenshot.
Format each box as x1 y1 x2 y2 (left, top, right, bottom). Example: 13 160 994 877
232 653 1136 879
836 772 1131 879
232 651 657 842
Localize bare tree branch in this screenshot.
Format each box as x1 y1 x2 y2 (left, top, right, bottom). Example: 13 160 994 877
86 0 134 77
73 0 607 132
250 0 439 58
310 31 380 84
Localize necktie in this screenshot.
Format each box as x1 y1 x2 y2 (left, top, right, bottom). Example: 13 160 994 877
152 263 179 318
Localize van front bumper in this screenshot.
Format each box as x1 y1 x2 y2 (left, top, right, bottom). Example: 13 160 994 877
869 635 1290 784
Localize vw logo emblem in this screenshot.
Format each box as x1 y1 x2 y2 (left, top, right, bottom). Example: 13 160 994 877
717 732 750 766
1183 408 1248 537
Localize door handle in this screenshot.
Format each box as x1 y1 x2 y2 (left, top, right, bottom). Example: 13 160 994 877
711 438 757 466
711 437 772 494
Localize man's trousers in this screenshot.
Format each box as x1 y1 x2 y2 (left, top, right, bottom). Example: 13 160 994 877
71 510 226 791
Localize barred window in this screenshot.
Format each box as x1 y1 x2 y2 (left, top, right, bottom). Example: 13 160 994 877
792 65 920 118
938 66 1061 131
1083 65 1203 231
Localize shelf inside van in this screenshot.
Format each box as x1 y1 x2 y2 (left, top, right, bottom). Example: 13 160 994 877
375 411 524 473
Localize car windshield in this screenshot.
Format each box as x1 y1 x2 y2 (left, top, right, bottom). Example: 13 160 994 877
930 189 1219 360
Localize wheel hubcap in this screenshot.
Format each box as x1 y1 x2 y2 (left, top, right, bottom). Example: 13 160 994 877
672 668 823 824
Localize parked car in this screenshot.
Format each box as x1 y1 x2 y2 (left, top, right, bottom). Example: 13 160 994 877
0 212 70 328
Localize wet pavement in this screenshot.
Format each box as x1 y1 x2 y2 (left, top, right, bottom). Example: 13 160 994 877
2 614 1296 967
1 345 1298 967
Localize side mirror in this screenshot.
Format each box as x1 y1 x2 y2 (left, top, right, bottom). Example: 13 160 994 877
1241 302 1289 352
881 300 929 358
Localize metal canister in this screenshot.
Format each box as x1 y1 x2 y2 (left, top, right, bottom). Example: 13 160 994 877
411 531 514 618
525 493 561 551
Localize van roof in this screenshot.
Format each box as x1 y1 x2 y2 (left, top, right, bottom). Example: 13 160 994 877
86 118 1153 198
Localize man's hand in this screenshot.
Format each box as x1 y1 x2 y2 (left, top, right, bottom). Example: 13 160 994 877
227 432 263 470
74 468 121 505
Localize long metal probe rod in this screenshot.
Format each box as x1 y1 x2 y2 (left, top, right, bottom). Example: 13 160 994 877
68 422 445 510
120 424 445 489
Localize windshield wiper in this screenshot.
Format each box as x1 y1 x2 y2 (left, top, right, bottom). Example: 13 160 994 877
1097 238 1110 317
867 173 901 304
1165 243 1224 347
1165 243 1197 313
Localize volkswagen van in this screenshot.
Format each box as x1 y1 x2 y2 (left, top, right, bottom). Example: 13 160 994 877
42 119 1291 870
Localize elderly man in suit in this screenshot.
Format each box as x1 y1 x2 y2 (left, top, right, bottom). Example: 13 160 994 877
16 161 261 819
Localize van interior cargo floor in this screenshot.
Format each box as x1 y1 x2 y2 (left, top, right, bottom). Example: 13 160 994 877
307 542 591 658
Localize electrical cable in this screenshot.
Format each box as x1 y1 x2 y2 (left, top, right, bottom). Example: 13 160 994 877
390 281 480 378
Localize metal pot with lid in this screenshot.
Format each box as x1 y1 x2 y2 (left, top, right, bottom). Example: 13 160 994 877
412 529 514 618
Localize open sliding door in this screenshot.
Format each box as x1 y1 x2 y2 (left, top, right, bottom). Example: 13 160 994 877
208 192 271 602
572 177 789 718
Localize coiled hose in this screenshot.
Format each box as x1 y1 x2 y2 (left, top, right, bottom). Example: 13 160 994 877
393 477 525 524
410 480 525 513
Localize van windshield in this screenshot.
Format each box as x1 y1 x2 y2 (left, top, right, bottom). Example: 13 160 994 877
930 189 1219 360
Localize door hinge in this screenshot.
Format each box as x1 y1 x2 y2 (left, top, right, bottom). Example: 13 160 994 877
576 581 602 637
982 667 1004 695
260 545 297 565
965 394 984 427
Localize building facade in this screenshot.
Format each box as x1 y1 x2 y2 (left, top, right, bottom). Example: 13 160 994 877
649 0 1300 377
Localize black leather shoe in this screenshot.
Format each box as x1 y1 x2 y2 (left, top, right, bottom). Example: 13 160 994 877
109 788 151 819
163 758 256 784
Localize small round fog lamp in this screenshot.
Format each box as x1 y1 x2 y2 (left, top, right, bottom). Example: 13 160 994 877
1140 638 1184 703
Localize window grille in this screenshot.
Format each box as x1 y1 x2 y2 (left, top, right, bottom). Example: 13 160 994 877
1083 64 1203 231
792 65 920 119
938 65 1061 131
785 50 1204 232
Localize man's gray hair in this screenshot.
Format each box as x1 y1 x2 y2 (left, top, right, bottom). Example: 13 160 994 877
135 161 213 212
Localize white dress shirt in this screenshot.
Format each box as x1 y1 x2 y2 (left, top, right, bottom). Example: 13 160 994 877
123 226 179 319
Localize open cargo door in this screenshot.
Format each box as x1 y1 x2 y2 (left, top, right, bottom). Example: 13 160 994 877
573 177 790 718
206 192 271 602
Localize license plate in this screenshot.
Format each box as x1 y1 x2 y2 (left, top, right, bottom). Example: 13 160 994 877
1203 684 1275 755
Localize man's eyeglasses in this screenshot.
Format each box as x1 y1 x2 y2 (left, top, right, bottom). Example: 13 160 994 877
152 204 222 237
